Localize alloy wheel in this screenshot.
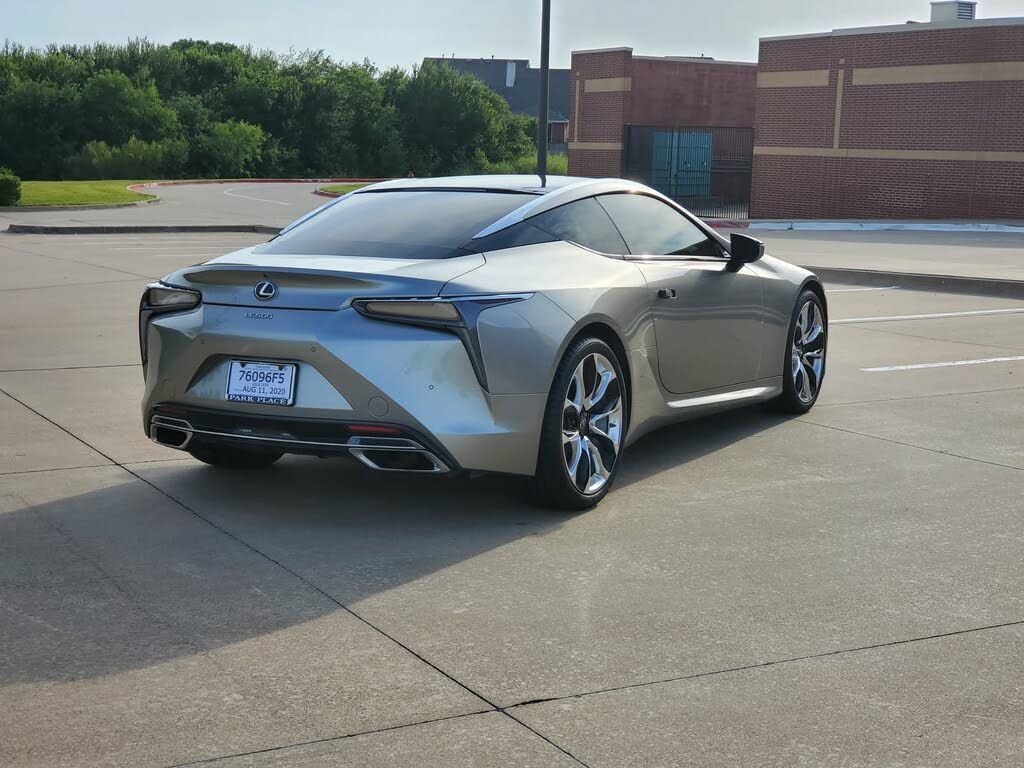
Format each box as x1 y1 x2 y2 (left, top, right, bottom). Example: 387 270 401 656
562 353 623 494
792 299 826 403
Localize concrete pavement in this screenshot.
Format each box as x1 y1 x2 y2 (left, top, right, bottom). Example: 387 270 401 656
4 181 1024 283
1 210 1023 766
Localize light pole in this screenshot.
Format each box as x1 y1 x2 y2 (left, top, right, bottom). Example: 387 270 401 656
536 0 551 185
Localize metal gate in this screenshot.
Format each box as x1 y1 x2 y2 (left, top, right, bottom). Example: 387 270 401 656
623 125 753 219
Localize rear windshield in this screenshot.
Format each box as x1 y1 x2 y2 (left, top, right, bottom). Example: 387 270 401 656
255 190 533 259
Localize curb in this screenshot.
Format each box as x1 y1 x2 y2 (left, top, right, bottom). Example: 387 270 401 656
803 265 1024 299
0 198 159 212
6 224 281 235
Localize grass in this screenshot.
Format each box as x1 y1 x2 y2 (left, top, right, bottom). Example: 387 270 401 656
318 182 370 195
477 152 569 176
18 180 157 206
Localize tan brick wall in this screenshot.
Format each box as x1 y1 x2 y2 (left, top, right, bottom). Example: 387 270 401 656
752 23 1024 218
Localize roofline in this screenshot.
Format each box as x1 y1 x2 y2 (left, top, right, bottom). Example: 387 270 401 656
632 55 757 67
760 15 1024 42
471 178 651 239
571 46 634 56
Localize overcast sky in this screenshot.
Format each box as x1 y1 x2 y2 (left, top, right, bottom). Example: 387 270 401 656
8 0 1024 69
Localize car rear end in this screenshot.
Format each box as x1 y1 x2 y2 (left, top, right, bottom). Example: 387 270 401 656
139 187 551 476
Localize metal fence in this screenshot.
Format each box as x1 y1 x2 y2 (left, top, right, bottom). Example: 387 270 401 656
622 125 754 219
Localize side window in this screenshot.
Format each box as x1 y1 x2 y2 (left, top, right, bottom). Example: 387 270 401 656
596 193 721 258
529 197 628 255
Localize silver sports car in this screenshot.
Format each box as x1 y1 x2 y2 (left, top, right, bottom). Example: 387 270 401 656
140 175 827 509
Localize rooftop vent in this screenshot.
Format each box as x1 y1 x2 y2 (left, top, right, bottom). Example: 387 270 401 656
930 1 977 21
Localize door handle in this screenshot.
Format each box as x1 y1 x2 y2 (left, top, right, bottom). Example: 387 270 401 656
657 288 676 299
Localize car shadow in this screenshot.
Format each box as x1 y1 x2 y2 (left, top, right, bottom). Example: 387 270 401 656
1 406 788 685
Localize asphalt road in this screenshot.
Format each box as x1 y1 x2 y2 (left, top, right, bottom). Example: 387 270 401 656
1 221 1023 766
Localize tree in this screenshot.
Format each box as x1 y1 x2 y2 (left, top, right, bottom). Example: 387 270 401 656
79 70 178 146
396 61 532 175
0 79 80 178
193 120 265 177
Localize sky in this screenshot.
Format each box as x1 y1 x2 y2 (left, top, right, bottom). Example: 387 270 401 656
6 0 1024 69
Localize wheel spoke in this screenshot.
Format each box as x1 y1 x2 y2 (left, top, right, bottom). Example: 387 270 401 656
796 302 810 337
584 437 610 491
803 327 825 352
584 370 613 410
803 323 823 346
565 365 584 413
565 434 583 482
802 358 818 396
574 438 591 490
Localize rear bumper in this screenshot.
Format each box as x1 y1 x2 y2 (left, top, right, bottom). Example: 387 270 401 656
141 303 547 475
148 404 455 473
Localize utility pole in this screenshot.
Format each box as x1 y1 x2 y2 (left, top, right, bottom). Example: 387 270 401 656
536 0 551 186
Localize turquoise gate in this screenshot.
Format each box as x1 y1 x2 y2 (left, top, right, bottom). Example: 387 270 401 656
622 125 753 219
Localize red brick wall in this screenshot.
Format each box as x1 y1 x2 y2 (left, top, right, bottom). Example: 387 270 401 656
752 23 1024 219
568 49 757 178
630 59 757 126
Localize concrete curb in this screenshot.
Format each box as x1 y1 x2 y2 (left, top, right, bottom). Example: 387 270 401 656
804 265 1024 299
6 224 280 235
0 198 159 212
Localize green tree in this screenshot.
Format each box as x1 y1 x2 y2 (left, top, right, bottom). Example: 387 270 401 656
396 61 532 175
194 119 265 177
0 79 80 178
79 70 179 146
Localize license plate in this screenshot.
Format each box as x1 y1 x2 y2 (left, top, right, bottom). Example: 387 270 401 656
225 361 296 406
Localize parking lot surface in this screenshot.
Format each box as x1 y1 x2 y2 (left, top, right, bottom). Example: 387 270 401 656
1 228 1022 767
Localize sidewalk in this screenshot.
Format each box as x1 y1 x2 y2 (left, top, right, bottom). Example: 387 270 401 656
756 229 1024 284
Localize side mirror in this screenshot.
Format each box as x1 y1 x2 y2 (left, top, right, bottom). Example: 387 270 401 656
728 233 764 267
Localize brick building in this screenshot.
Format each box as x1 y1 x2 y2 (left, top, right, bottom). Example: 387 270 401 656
752 2 1024 219
567 48 757 215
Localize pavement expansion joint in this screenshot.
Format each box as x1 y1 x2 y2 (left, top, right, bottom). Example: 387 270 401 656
160 710 494 768
500 617 1024 713
796 417 1024 473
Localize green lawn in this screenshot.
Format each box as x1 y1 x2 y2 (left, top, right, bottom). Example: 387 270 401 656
318 182 370 195
19 180 157 206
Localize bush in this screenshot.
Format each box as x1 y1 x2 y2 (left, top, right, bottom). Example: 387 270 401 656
0 166 21 206
63 137 186 180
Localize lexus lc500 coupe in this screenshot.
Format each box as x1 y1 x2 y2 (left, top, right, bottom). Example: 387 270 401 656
140 175 827 509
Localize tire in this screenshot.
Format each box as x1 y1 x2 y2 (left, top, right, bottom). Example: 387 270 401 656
769 289 827 414
531 336 628 511
188 442 284 469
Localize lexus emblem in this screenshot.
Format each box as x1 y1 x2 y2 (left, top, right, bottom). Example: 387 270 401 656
254 280 277 301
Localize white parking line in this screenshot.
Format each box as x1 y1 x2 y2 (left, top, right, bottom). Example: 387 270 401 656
223 187 292 205
834 308 1024 324
828 285 900 293
863 355 1024 372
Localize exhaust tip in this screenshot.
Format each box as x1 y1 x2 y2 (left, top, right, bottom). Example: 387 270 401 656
153 425 190 449
349 446 449 473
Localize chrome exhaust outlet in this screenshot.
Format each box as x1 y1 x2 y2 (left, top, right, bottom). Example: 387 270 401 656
347 436 450 473
150 415 194 449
